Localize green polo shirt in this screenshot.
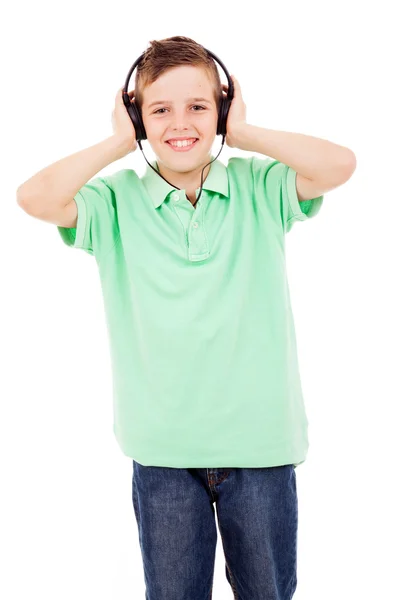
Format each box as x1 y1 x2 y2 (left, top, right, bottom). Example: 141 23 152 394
57 154 323 468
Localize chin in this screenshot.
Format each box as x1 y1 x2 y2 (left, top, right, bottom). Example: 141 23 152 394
155 144 213 170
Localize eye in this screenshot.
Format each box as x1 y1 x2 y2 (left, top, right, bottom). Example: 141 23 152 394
153 105 206 114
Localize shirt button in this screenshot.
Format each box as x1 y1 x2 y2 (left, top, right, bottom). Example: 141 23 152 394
193 222 199 228
172 192 179 201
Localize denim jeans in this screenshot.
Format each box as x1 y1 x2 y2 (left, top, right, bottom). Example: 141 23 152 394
131 461 298 600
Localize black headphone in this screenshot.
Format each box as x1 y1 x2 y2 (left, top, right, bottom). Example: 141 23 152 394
121 46 234 208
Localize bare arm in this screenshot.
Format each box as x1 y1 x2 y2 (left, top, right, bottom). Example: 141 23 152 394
16 135 132 219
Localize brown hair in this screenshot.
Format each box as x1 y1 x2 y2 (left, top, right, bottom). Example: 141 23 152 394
134 36 223 115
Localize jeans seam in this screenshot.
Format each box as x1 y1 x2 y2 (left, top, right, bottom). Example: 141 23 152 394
225 559 239 600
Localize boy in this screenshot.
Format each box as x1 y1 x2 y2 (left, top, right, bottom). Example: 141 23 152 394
16 36 356 600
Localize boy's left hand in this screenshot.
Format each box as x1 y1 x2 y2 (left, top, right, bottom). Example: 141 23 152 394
222 75 248 148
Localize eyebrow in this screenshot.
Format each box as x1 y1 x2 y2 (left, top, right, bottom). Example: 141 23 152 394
148 97 213 109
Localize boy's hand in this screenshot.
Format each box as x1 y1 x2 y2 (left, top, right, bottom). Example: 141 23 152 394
222 75 248 148
111 87 138 154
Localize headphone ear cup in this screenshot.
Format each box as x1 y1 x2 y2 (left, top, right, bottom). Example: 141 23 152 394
127 102 147 141
217 97 232 136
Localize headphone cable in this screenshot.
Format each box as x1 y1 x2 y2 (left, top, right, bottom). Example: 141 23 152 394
137 135 226 209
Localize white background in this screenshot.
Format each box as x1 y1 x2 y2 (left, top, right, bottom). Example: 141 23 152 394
3 1 399 598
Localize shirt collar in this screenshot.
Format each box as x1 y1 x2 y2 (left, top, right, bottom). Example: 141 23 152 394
141 155 229 208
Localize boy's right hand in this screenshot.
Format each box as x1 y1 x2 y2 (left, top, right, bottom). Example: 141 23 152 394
111 87 138 155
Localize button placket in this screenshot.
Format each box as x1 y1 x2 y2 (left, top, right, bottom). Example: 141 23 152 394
170 190 211 261
188 210 207 257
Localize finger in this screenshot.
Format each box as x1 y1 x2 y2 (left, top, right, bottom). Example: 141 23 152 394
120 87 135 96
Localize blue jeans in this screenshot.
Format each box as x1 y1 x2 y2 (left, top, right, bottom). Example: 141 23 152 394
131 461 298 599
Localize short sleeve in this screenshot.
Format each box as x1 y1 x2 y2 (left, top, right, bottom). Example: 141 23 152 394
252 156 324 234
57 176 120 261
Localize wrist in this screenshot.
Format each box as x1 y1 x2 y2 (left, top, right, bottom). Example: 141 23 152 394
230 123 254 150
109 135 134 159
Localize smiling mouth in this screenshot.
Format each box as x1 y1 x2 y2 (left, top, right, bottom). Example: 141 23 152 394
165 138 199 150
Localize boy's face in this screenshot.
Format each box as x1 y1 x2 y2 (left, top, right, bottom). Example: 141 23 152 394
141 65 219 174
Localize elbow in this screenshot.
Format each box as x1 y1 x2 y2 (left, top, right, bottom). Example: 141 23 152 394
342 149 357 180
16 190 42 215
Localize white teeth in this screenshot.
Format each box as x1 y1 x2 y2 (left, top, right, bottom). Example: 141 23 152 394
168 139 197 147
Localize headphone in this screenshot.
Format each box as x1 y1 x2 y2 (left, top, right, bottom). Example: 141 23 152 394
122 46 234 208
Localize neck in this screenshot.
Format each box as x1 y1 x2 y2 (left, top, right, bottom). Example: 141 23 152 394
156 158 212 194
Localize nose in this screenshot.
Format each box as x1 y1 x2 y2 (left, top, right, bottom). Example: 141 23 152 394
171 107 194 130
